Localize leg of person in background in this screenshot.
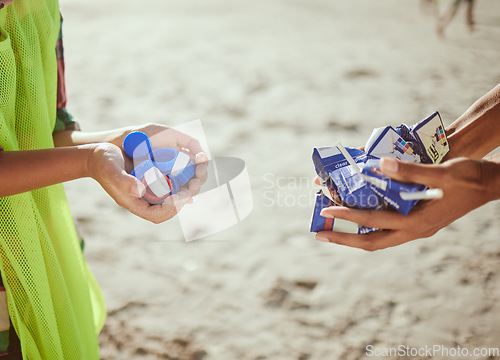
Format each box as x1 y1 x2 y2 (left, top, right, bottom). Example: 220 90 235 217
465 0 475 32
420 0 439 16
437 0 462 37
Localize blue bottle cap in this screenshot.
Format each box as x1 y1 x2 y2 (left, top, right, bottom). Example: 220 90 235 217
130 159 156 181
169 162 196 194
151 148 178 175
123 131 153 161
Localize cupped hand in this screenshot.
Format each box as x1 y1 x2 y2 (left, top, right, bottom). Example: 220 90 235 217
315 156 500 251
87 143 196 224
106 123 208 195
107 123 203 158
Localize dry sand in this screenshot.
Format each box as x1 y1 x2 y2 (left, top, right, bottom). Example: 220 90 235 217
61 0 500 359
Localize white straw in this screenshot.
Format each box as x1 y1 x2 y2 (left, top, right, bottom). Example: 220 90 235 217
400 188 443 200
336 142 362 175
336 143 443 201
336 142 387 190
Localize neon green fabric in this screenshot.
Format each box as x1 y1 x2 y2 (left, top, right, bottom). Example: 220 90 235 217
0 1 106 359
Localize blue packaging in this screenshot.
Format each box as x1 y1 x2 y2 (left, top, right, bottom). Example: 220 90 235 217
365 126 422 163
310 148 426 233
310 112 450 233
310 190 335 232
313 146 383 211
366 112 449 165
123 131 196 204
410 111 449 164
361 159 426 216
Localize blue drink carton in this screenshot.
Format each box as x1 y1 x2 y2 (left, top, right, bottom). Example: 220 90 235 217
310 190 336 233
365 126 422 163
312 146 383 234
310 112 449 233
366 111 449 165
361 159 426 216
410 111 449 164
313 146 383 211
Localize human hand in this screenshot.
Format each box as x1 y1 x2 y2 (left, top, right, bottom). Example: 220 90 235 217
315 156 500 251
106 123 208 195
87 143 198 224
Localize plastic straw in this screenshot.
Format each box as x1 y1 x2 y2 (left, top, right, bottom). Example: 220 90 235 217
336 142 387 190
400 188 443 200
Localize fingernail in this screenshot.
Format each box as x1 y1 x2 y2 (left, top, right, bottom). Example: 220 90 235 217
319 209 334 218
380 157 398 174
195 152 208 164
316 234 329 242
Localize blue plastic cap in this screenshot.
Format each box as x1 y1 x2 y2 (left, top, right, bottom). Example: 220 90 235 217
169 162 196 194
151 148 178 175
123 131 153 161
130 160 156 181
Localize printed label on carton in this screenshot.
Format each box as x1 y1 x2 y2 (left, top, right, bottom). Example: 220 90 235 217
411 111 449 164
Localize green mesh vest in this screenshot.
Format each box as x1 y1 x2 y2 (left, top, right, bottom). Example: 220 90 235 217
0 1 105 358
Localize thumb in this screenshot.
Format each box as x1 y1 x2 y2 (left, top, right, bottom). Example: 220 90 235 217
379 157 444 188
115 171 146 198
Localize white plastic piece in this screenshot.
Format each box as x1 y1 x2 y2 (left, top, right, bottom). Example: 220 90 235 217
171 152 190 177
399 188 443 200
144 167 171 197
362 174 388 191
336 142 362 176
336 142 387 190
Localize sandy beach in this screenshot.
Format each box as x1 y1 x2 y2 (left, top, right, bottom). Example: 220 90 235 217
61 0 500 359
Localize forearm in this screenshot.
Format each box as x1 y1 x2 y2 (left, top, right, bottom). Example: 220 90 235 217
445 84 500 160
52 128 129 148
483 152 500 201
0 145 95 197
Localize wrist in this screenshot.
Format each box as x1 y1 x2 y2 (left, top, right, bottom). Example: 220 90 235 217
85 142 125 182
481 157 500 201
76 143 99 179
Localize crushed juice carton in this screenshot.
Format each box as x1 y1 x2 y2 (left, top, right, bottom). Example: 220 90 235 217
365 126 422 163
361 159 426 216
411 111 449 164
312 146 383 234
310 111 450 233
313 146 383 211
310 190 336 232
365 112 449 165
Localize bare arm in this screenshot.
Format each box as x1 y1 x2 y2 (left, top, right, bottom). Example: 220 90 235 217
52 123 205 155
1 122 208 224
52 127 128 148
446 83 500 159
0 145 95 197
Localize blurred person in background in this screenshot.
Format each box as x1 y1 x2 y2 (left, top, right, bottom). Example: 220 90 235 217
437 0 476 36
